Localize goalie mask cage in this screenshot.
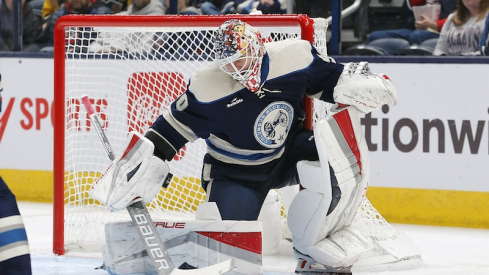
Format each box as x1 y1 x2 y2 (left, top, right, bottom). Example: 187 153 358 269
53 14 420 270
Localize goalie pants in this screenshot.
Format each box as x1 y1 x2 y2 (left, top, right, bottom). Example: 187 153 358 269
202 127 337 221
0 176 32 275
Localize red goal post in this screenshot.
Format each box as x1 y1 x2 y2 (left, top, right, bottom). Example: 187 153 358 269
53 14 328 255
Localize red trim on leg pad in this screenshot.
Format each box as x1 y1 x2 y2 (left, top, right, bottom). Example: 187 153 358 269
332 109 361 170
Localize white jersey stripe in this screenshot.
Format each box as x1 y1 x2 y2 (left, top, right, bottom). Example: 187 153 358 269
163 110 199 142
0 215 24 233
206 145 285 166
207 134 276 156
0 241 30 262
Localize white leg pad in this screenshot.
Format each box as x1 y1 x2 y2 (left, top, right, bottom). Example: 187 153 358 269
308 226 372 268
314 106 370 228
288 106 371 269
288 179 331 250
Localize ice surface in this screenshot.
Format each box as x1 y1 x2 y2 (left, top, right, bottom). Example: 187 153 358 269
19 202 489 275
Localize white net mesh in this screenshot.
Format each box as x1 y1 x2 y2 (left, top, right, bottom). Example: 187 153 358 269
56 16 403 258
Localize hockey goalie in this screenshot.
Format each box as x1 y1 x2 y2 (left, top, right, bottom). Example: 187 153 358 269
88 19 421 274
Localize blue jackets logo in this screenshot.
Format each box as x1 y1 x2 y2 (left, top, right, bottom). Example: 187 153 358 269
254 102 293 148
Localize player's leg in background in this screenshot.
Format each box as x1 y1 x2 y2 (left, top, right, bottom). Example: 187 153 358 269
0 176 32 275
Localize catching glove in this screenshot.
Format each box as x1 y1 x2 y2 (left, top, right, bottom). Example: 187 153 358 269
333 62 397 114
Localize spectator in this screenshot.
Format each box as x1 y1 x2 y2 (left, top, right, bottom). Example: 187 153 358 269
347 0 456 55
39 0 114 52
236 0 286 14
41 0 61 19
166 0 202 14
0 0 43 51
39 0 61 41
88 0 165 53
196 0 235 15
198 0 286 15
434 0 489 55
102 0 130 13
121 0 165 15
479 11 489 54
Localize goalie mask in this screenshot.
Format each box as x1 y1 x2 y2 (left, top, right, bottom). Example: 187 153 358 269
214 19 266 92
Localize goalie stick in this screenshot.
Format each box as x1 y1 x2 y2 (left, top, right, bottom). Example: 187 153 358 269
81 95 233 275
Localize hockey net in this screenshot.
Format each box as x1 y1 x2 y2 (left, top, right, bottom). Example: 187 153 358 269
53 14 420 270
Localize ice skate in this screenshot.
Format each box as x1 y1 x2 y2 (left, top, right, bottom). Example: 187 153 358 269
294 249 352 275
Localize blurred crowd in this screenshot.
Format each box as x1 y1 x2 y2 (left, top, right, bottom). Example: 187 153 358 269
345 0 489 56
0 0 488 55
0 0 289 52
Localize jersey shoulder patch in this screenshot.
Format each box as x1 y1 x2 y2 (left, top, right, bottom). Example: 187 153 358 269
189 63 244 103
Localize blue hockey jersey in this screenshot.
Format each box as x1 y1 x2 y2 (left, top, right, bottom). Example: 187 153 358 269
150 39 343 167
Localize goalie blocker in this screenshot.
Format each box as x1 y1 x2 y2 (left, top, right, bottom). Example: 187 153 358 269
89 131 172 212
